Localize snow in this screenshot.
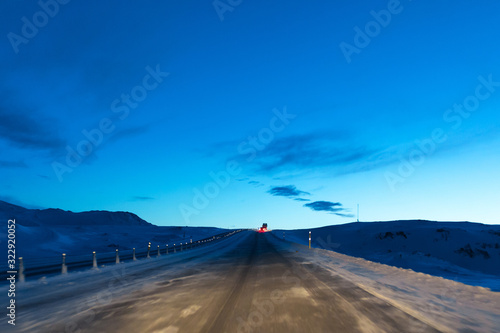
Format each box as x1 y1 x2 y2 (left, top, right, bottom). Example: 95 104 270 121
275 220 500 291
269 234 500 333
0 200 230 273
2 200 499 331
4 230 499 333
1 230 247 332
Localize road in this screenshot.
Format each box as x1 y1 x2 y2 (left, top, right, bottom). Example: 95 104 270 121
16 231 441 332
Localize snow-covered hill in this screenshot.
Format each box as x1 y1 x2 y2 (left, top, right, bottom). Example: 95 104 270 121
0 200 227 260
274 220 500 291
0 200 152 227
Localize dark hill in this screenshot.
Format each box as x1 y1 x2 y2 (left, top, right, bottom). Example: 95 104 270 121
0 200 153 227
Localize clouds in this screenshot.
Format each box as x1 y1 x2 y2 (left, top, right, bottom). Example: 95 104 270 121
248 180 264 188
268 185 310 198
0 104 65 152
107 124 151 145
254 132 372 173
0 160 27 168
304 201 354 217
226 131 385 178
266 184 352 218
304 201 342 212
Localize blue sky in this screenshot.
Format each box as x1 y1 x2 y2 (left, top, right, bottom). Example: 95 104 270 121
1 0 499 229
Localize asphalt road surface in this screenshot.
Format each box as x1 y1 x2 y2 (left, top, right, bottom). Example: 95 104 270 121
18 231 442 332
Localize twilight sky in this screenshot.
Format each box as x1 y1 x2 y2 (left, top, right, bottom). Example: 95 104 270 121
1 0 499 229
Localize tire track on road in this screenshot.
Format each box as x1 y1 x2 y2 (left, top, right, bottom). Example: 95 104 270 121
203 232 258 333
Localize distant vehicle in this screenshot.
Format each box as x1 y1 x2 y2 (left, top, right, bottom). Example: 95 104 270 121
258 223 268 233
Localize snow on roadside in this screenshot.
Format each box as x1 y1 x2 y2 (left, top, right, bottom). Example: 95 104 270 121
0 230 248 332
277 224 500 291
270 236 500 333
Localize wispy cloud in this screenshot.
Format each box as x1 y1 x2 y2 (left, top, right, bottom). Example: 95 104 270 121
0 160 27 168
304 200 353 217
223 131 385 177
236 178 249 182
255 134 374 173
67 124 152 167
221 127 496 180
304 201 342 212
0 104 65 152
248 180 264 187
268 185 310 198
108 124 150 144
131 196 155 201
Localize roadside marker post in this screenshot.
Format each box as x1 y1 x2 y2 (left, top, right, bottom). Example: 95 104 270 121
174 244 176 253
147 242 151 258
115 249 120 264
133 248 137 261
157 245 161 257
166 244 169 255
92 251 98 269
61 253 67 274
309 231 311 249
19 257 25 282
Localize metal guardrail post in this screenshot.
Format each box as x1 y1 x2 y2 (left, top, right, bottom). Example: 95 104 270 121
157 245 161 257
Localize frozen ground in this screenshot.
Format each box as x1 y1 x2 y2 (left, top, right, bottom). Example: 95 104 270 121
270 235 500 333
2 230 249 332
1 231 498 332
274 220 500 291
2 201 499 331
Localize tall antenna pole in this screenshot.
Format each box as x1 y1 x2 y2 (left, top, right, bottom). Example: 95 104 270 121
357 204 359 222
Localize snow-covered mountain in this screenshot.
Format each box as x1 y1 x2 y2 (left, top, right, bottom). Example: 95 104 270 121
0 200 152 227
0 200 226 259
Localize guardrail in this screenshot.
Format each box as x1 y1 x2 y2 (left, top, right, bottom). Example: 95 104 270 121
2 230 243 282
